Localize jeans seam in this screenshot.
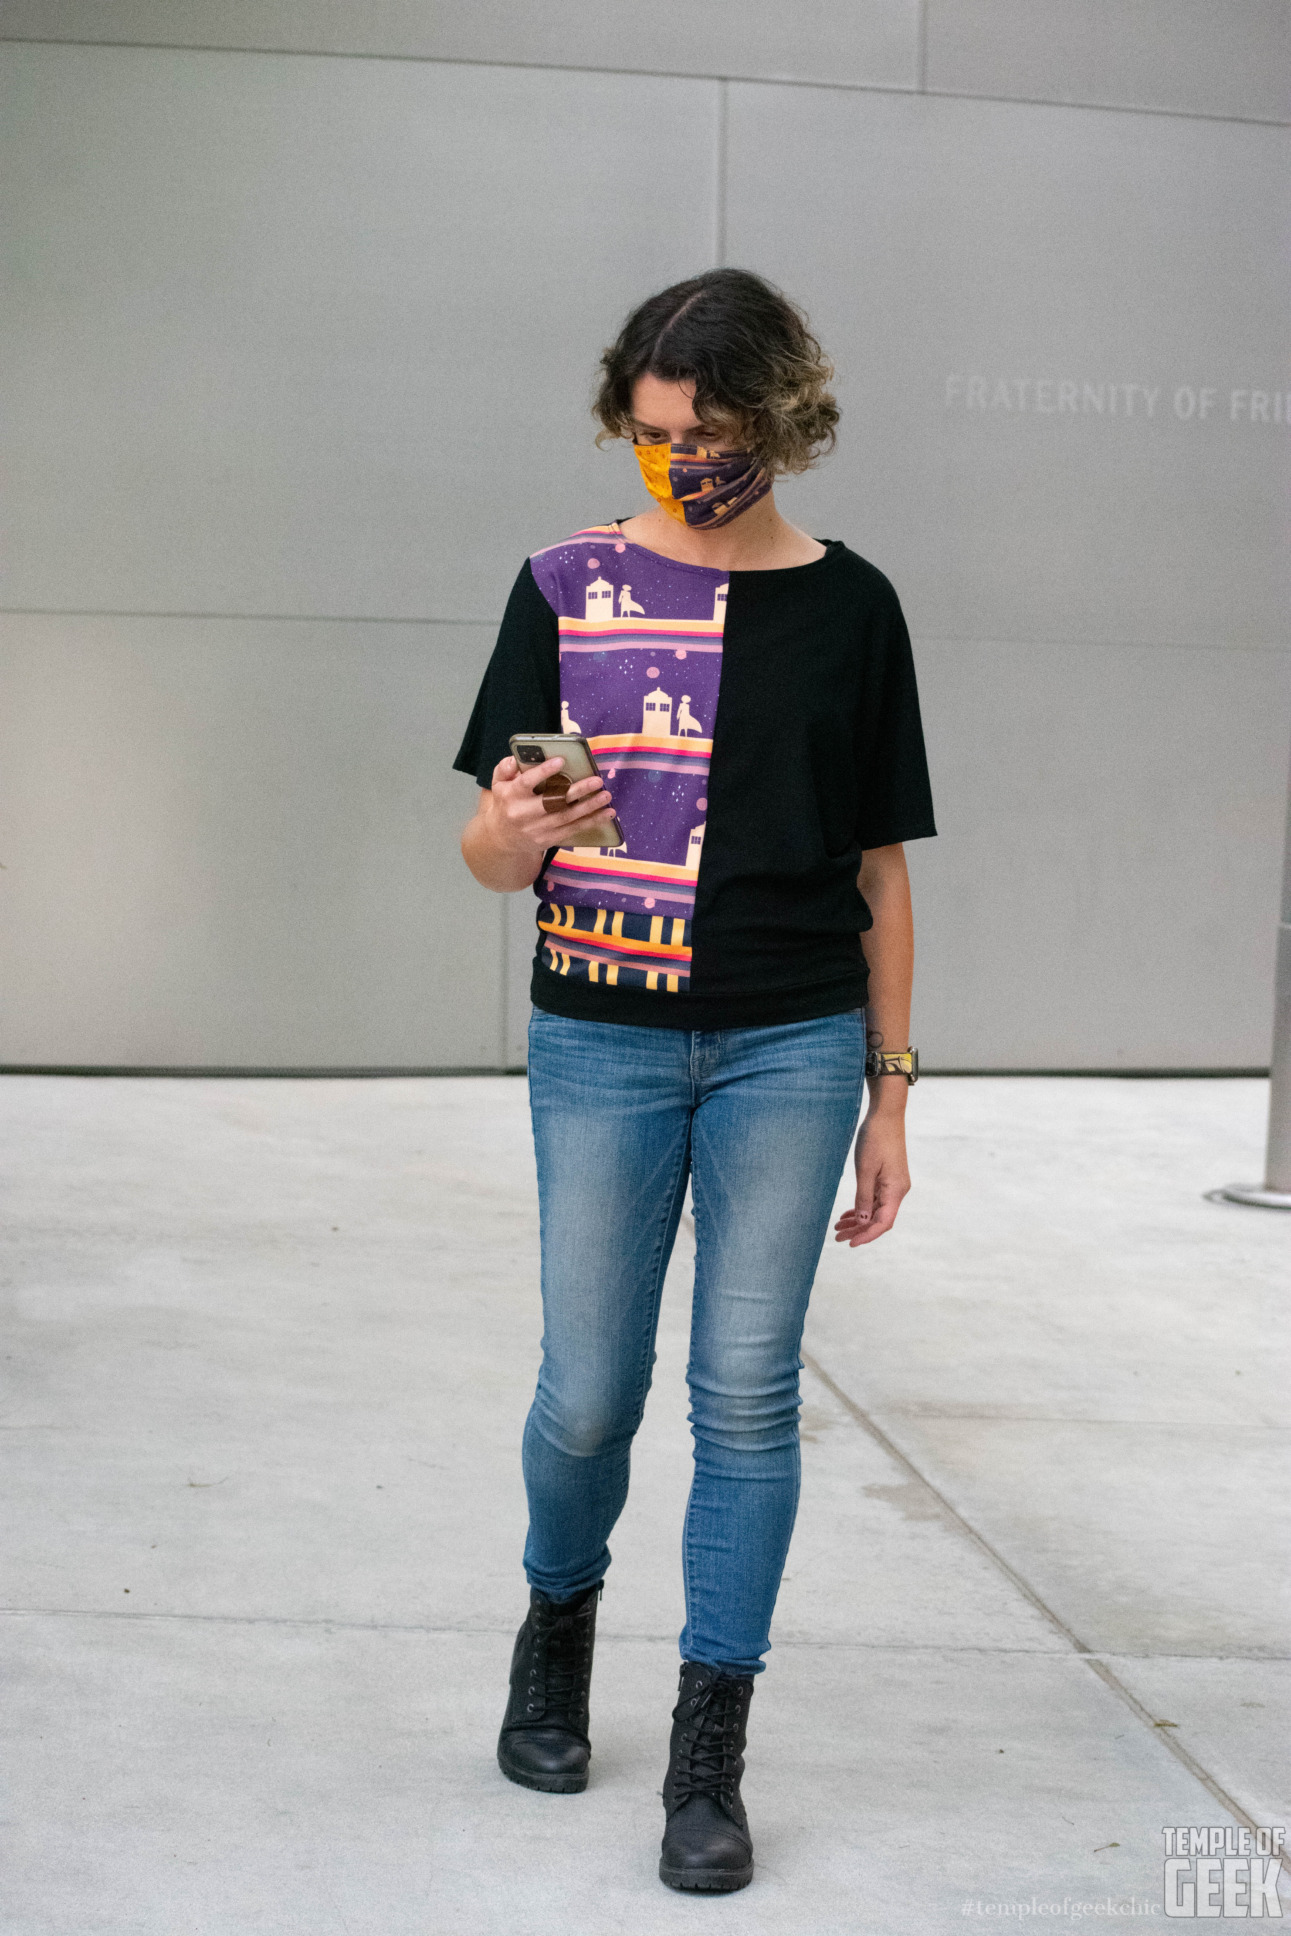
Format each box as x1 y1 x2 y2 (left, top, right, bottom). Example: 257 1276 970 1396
682 1472 696 1662
628 1133 692 1433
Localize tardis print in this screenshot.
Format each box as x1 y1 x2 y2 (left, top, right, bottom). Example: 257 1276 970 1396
528 525 728 992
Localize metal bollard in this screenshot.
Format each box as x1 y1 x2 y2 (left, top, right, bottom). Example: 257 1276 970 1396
1220 743 1291 1208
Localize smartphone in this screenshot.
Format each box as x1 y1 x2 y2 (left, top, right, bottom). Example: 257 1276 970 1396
508 733 626 849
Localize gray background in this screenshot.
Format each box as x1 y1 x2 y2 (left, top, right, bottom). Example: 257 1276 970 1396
2 3 1288 1070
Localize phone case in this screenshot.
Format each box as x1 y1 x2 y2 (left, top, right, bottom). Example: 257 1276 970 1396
508 733 626 849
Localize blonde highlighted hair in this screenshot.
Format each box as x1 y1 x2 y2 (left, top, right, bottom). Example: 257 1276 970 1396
593 268 839 477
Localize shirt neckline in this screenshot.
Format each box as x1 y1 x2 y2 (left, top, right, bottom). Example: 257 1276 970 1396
608 520 842 580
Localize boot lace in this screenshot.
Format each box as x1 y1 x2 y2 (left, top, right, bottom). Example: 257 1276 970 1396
525 1601 593 1724
670 1675 747 1804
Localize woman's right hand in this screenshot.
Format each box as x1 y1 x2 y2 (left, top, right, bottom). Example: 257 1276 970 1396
485 754 614 859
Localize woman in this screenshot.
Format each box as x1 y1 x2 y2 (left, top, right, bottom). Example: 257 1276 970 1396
453 268 935 1893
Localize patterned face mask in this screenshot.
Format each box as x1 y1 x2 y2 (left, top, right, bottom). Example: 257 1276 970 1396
634 440 772 527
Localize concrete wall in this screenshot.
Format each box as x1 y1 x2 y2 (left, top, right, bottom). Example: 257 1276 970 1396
2 5 1288 1070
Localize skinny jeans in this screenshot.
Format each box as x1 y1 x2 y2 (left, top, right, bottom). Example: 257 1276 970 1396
522 1004 867 1676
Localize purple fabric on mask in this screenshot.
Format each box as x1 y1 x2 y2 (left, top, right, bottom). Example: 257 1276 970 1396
667 445 772 526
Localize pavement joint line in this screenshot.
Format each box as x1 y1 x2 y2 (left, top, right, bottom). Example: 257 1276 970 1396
1 1608 1286 1664
5 1417 1287 1434
802 1350 1291 1874
0 1609 1115 1648
870 1416 1290 1432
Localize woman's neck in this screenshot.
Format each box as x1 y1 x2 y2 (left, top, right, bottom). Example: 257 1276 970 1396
617 491 826 571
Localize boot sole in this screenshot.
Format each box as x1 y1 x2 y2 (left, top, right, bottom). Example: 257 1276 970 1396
496 1748 588 1794
659 1861 754 1893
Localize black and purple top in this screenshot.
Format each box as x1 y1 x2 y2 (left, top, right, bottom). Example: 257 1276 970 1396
454 523 936 1032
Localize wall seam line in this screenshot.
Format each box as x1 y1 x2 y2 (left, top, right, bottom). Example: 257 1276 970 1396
0 609 498 626
714 77 728 266
0 1065 1273 1079
498 897 510 1073
4 614 1288 652
1 37 1287 129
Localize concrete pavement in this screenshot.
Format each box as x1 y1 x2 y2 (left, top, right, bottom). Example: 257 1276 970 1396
2 1072 1287 1932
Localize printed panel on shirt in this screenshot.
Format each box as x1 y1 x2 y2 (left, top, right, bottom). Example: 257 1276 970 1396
537 900 692 991
528 525 728 991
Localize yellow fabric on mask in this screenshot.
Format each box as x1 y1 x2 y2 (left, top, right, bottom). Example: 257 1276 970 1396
634 442 688 523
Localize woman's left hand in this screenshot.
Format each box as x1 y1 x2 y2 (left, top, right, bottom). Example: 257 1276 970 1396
833 1106 911 1247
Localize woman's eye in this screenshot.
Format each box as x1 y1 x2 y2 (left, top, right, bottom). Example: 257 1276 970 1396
635 427 728 445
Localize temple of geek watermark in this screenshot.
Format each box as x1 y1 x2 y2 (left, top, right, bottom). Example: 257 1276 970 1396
1162 1826 1285 1920
956 1827 1286 1923
961 1897 1159 1918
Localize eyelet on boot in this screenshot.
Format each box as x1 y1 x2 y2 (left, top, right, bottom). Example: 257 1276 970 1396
497 1582 602 1795
659 1660 755 1892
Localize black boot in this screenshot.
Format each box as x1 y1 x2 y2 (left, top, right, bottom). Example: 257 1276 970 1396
496 1582 601 1793
659 1661 755 1892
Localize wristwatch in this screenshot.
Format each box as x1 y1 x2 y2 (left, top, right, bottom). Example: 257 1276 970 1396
865 1047 919 1084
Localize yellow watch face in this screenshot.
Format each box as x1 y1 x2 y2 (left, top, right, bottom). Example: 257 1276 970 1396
869 1049 918 1082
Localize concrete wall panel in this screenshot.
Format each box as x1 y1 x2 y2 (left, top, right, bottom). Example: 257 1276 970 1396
0 615 502 1067
0 44 713 621
726 86 1291 650
926 0 1291 124
0 0 920 90
4 38 1288 1071
908 643 1291 1070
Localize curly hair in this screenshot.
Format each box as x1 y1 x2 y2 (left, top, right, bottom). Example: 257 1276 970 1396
593 268 838 477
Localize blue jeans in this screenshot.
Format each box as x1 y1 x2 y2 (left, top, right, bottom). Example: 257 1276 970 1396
522 1004 867 1677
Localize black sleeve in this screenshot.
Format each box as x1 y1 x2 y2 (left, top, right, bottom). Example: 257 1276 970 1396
452 560 560 786
853 578 937 850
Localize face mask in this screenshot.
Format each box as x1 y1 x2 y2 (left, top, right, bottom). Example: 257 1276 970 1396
634 441 772 528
